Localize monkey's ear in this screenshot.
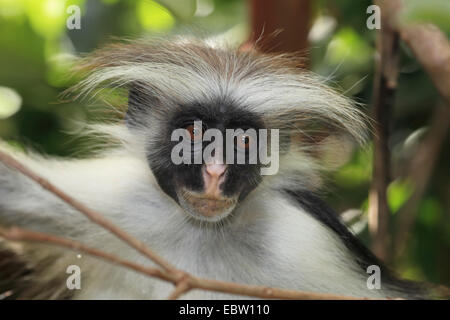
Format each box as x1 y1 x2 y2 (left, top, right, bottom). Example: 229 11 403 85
125 86 155 128
291 129 356 170
287 116 361 169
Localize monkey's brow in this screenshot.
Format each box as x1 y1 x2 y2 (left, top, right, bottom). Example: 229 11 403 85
170 109 263 130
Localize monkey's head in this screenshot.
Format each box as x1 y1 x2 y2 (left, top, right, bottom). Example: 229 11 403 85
75 37 367 222
127 89 269 222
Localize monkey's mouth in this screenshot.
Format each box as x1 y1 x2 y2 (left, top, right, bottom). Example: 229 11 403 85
177 189 238 222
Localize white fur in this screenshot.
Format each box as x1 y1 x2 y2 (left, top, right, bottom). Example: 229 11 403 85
1 136 392 299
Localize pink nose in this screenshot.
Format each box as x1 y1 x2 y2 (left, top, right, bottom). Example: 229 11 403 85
205 163 227 178
202 163 227 197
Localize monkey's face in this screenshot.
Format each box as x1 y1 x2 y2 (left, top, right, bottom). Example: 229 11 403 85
145 102 265 222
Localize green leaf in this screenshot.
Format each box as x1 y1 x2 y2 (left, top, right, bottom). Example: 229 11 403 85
418 197 443 228
401 0 450 34
325 27 374 71
387 179 414 214
333 145 373 187
137 0 175 32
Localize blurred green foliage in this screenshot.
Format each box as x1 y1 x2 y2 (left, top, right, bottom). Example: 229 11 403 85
401 0 450 34
0 0 448 286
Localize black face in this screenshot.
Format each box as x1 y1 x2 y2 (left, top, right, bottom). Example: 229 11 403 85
131 95 266 222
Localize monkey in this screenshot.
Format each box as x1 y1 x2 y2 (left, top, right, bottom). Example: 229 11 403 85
0 37 428 299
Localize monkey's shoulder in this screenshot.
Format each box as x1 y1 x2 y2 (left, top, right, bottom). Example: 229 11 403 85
281 189 429 299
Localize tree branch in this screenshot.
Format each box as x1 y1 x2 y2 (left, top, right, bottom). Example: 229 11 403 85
0 225 364 300
167 276 191 300
243 0 312 60
0 226 173 283
394 105 450 257
0 149 178 275
368 0 401 261
385 1 450 256
399 24 450 103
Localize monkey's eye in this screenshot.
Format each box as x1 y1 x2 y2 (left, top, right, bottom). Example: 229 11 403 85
236 134 254 150
186 124 203 142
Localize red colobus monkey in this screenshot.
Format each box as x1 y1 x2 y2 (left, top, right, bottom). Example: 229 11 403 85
0 37 426 299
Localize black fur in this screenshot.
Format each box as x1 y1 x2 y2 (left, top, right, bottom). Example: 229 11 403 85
145 98 265 204
0 242 73 300
283 189 428 298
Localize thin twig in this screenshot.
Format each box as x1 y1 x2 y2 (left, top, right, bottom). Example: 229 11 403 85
385 0 450 257
187 277 364 300
0 225 364 300
368 0 401 261
394 105 450 257
167 277 191 300
0 226 174 283
399 25 450 103
0 149 178 275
